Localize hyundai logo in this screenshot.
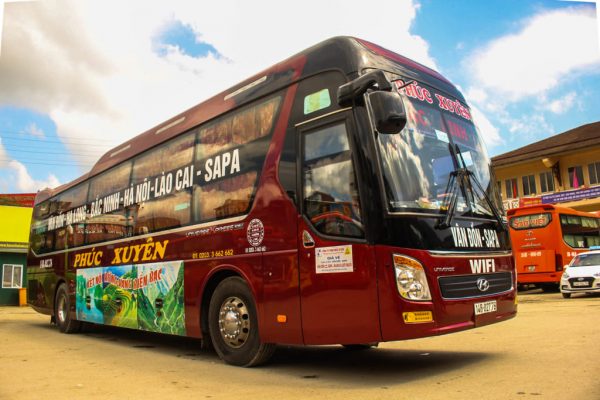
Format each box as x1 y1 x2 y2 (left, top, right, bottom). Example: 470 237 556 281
476 277 490 292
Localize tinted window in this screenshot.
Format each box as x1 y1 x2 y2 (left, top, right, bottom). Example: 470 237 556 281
560 214 600 248
194 96 281 222
51 184 89 250
132 133 195 235
87 162 132 244
31 94 282 251
31 201 52 254
302 122 363 238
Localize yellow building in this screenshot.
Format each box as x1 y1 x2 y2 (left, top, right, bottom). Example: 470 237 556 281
0 194 34 305
491 122 600 213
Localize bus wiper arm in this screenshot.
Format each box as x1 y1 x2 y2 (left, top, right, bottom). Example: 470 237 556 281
436 142 467 230
453 144 506 231
436 167 468 230
463 167 507 231
436 143 506 231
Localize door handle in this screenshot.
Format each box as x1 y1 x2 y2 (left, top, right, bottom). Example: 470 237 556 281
302 230 315 248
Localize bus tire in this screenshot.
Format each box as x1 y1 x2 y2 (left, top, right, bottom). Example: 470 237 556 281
562 292 571 299
208 276 275 367
54 283 81 334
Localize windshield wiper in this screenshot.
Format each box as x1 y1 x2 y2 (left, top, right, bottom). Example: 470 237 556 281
463 167 507 231
435 162 469 229
436 144 506 231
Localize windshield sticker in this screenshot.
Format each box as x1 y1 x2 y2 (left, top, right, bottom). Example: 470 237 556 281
435 129 449 143
460 151 474 167
304 89 331 115
394 80 472 122
315 245 354 274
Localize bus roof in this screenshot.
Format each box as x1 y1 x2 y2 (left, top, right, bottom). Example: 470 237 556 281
36 36 462 204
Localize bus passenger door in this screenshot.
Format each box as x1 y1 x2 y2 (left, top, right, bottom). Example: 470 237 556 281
297 115 380 345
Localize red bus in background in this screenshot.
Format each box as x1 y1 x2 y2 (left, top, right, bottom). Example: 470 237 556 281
27 37 516 367
508 204 600 291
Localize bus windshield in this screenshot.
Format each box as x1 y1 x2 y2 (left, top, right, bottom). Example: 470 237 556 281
376 79 499 218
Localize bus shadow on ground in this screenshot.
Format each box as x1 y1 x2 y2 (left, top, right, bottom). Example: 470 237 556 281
32 321 219 361
32 320 493 385
266 345 493 385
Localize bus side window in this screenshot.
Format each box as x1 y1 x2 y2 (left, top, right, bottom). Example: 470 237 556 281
302 122 364 238
131 132 195 234
31 201 53 254
560 214 600 248
87 162 132 244
194 95 281 222
60 184 88 249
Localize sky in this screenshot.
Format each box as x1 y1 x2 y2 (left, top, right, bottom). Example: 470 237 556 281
0 0 599 194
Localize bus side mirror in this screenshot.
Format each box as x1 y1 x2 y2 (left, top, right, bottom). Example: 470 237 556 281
337 70 392 106
368 91 407 134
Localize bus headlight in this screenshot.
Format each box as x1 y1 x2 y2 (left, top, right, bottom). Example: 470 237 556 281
393 254 431 301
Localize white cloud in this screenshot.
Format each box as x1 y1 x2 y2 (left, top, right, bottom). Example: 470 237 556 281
0 138 9 168
0 0 439 193
501 112 554 143
470 106 503 149
462 6 599 149
0 0 433 172
7 160 60 192
25 122 45 138
0 138 60 192
544 92 577 114
468 7 600 103
466 87 488 104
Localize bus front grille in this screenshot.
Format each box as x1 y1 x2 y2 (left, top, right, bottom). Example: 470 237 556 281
438 272 513 299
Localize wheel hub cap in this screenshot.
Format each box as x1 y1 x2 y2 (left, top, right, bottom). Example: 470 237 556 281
57 295 67 323
218 297 250 348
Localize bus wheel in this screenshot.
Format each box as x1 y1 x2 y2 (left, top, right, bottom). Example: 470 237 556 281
208 277 275 367
562 293 571 299
342 343 379 350
54 283 81 333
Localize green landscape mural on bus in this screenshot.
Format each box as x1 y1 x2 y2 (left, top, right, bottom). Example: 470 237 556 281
75 260 185 335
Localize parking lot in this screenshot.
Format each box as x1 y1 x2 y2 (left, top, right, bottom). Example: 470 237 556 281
1 290 599 400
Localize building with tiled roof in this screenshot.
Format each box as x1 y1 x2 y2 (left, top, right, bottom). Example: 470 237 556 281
491 122 600 212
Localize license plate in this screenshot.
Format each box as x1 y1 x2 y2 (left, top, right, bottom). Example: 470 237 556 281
527 266 536 272
474 300 497 316
573 281 590 287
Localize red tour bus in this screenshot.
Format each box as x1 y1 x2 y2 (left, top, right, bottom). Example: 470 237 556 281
508 204 600 290
27 37 516 367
